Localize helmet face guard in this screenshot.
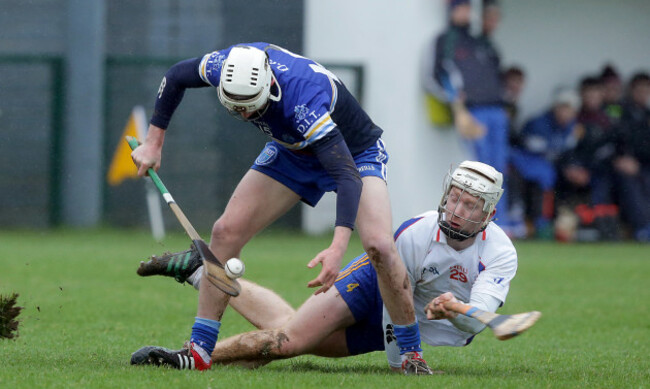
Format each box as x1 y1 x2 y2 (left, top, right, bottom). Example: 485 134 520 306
437 161 504 241
217 46 281 121
438 186 491 241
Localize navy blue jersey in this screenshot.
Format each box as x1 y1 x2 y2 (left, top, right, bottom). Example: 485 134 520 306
199 42 382 155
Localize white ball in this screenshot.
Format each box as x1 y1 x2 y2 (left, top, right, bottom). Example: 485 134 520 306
225 258 245 279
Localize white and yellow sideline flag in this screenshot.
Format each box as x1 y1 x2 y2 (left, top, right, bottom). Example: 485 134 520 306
106 106 165 241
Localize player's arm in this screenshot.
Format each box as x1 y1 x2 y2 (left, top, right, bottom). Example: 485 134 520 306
427 248 518 334
132 57 210 175
311 130 362 230
422 36 446 99
433 34 464 103
306 130 362 294
425 291 501 334
150 57 210 130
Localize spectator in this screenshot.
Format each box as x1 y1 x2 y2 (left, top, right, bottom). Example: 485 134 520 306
600 64 624 125
557 77 615 207
480 0 501 37
509 88 580 238
502 66 526 147
425 0 514 233
613 72 650 241
557 76 621 240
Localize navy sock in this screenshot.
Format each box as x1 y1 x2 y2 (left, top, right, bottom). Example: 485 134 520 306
190 317 221 356
393 322 423 355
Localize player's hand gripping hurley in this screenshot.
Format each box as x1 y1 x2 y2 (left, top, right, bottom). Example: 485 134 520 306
426 300 541 340
126 136 241 296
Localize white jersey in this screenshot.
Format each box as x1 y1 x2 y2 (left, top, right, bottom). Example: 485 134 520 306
383 210 518 367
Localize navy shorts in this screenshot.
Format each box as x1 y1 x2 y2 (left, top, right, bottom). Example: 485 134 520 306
334 253 385 355
251 139 388 206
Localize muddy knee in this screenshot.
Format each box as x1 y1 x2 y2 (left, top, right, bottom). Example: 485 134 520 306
248 330 304 359
364 238 397 268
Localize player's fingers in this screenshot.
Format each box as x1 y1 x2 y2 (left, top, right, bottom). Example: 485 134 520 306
307 276 322 289
438 304 451 316
314 271 336 295
309 268 336 293
313 284 330 295
307 256 323 269
425 307 443 320
318 267 336 286
137 163 149 177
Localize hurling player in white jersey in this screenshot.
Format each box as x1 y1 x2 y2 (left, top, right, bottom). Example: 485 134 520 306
132 161 518 373
383 160 517 367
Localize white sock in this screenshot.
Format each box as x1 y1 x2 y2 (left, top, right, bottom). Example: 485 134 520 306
187 266 204 290
401 351 423 362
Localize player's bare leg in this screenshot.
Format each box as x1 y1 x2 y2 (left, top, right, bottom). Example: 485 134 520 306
356 177 413 325
143 170 301 370
198 169 301 322
355 176 432 375
211 284 353 367
229 279 296 330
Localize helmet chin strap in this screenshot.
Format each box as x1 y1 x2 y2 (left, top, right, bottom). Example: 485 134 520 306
269 73 281 102
438 220 487 242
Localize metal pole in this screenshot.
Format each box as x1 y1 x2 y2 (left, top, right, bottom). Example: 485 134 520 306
61 0 107 226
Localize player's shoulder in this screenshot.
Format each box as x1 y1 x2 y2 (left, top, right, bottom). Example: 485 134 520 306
483 222 515 245
394 210 438 241
479 222 518 261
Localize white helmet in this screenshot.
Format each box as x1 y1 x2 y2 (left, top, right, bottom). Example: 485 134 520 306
438 161 504 240
217 46 281 119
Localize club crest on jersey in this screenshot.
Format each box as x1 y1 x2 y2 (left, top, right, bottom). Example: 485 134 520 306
205 52 226 77
255 145 278 166
449 265 468 283
294 104 310 122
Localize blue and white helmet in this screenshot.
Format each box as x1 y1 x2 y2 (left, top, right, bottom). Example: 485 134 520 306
217 46 281 118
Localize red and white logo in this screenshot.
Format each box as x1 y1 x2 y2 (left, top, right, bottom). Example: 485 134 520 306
449 265 468 283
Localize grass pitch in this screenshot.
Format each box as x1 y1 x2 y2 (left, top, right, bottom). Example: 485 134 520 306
0 228 648 388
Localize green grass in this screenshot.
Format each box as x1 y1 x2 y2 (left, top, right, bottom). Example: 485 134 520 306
0 229 648 388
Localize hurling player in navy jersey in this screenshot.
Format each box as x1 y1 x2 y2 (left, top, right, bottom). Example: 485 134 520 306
130 43 432 374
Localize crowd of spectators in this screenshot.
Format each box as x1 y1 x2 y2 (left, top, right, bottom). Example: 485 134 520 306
425 0 650 242
508 66 650 242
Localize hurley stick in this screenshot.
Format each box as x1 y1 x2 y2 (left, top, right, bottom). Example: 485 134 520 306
126 136 241 296
443 301 541 340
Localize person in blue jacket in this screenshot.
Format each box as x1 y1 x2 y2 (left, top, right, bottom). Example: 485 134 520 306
510 88 581 235
130 43 432 374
